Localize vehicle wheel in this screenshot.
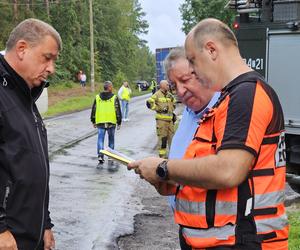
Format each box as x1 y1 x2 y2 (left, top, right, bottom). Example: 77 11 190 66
289 183 300 194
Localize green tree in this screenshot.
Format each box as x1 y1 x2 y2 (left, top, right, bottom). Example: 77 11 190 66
0 0 155 86
180 0 235 34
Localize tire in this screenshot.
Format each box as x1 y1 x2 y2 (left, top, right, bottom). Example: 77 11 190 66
289 183 300 194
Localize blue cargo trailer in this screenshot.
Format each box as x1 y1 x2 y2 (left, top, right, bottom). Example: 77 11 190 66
155 47 175 83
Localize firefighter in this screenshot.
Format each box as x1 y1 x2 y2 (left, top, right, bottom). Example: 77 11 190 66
146 80 176 158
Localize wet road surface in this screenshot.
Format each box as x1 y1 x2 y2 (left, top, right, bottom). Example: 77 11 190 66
46 94 156 250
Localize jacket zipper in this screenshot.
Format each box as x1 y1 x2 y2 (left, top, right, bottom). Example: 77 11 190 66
32 104 48 250
2 183 10 210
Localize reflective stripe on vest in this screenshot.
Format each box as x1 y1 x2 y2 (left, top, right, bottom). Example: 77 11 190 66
121 87 130 101
256 213 289 233
176 199 237 216
176 190 285 216
95 94 117 124
182 224 236 240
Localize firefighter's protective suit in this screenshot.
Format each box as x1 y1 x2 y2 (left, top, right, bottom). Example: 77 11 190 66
146 89 176 158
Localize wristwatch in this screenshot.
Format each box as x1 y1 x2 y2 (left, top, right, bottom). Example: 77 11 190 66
156 160 169 180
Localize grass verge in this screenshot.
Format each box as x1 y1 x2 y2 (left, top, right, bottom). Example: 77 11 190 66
287 203 300 249
43 81 150 117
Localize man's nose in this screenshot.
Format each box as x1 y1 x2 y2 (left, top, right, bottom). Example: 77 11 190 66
47 60 56 74
188 63 195 75
176 83 185 97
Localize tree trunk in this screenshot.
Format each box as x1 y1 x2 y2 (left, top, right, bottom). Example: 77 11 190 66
26 0 30 15
45 0 50 17
13 0 18 21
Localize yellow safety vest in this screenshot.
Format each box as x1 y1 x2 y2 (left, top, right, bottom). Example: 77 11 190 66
121 87 131 101
95 94 117 124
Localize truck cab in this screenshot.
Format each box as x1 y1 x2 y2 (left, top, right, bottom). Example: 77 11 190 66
230 0 300 193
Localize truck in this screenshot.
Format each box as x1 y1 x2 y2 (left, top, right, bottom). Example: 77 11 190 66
230 0 300 193
155 47 176 83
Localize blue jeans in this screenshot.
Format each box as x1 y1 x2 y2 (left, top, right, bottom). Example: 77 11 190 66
97 126 115 157
121 100 129 119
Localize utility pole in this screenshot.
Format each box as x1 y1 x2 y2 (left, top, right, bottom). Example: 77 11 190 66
89 0 95 92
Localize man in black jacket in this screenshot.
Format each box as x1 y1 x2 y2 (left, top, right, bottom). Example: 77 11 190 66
0 18 62 250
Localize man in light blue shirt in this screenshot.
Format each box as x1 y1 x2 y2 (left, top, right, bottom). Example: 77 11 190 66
164 47 220 210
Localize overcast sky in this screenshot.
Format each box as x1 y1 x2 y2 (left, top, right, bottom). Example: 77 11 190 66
138 0 186 52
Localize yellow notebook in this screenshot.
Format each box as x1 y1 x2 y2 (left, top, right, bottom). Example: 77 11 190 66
99 148 134 165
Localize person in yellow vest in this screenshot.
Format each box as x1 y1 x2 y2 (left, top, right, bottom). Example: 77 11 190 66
90 81 122 166
146 80 176 158
118 81 132 121
150 78 158 94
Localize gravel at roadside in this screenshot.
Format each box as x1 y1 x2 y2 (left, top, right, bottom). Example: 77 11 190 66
117 180 180 250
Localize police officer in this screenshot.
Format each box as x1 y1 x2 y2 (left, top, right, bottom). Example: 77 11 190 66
146 80 176 158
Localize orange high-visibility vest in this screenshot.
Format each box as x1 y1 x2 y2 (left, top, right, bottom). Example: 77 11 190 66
174 72 289 250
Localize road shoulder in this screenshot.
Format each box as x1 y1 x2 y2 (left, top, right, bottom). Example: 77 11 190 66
117 180 180 250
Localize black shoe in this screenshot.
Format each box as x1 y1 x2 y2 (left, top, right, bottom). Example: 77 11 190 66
96 158 104 169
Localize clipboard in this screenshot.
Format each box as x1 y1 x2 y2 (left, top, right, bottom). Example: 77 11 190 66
99 148 135 165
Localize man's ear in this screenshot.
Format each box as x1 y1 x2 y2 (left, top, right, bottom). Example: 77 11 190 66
205 41 218 61
15 40 28 60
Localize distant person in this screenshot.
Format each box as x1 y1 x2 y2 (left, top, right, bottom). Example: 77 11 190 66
77 70 82 82
146 80 176 158
0 18 61 250
150 79 158 94
118 81 131 121
90 81 122 167
80 71 87 88
129 18 288 250
164 47 220 210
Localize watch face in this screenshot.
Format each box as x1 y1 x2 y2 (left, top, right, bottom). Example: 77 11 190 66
156 160 168 180
157 166 166 178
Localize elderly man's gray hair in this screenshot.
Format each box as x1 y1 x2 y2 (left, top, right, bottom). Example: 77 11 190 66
164 47 186 79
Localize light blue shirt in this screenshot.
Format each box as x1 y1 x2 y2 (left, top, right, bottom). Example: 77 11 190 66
168 92 221 209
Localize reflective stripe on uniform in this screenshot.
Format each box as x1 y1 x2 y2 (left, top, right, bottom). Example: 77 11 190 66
256 214 289 233
158 97 173 102
176 190 285 217
156 113 173 120
176 199 237 216
159 148 167 156
182 224 236 240
181 215 287 242
255 190 285 208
